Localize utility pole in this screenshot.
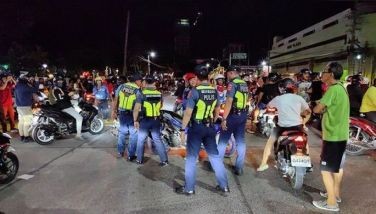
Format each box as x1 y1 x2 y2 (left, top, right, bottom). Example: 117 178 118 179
123 10 130 76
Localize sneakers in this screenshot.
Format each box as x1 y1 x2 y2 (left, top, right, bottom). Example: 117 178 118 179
233 167 243 176
159 161 169 167
116 152 124 158
312 200 339 212
127 156 137 162
320 191 342 203
10 128 18 133
257 164 269 172
215 185 230 196
75 136 86 141
175 186 195 196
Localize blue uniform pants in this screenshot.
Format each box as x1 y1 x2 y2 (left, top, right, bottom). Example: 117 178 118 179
218 111 247 170
136 118 168 163
185 123 228 192
117 111 138 156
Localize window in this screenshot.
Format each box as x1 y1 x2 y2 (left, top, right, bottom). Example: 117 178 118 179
288 38 297 43
303 30 315 37
278 43 284 47
322 20 339 29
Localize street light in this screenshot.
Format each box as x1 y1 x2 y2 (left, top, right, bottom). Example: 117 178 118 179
261 61 267 66
42 63 48 69
206 63 210 68
356 54 362 60
148 51 156 74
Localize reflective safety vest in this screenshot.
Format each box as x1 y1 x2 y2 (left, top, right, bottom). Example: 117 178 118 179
118 82 139 110
193 85 218 120
232 78 249 110
142 89 162 117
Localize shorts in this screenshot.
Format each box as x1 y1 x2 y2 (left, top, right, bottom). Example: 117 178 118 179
320 140 347 173
270 124 304 141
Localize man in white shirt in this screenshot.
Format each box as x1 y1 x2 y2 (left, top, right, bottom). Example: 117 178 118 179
257 78 311 171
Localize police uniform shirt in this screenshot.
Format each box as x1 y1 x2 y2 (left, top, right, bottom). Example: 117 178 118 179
116 83 141 111
226 77 249 110
186 84 220 111
135 87 163 106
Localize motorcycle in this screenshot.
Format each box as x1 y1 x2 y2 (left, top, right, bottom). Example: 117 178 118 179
173 98 183 116
110 109 236 157
274 130 311 189
257 107 277 137
346 115 376 156
0 132 19 184
30 99 104 145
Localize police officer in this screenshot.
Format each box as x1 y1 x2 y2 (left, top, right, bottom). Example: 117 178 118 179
175 65 229 195
133 75 168 166
218 66 249 175
112 74 143 159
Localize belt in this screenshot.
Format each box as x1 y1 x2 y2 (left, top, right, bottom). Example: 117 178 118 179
230 108 247 114
119 110 133 114
143 116 160 120
190 118 212 126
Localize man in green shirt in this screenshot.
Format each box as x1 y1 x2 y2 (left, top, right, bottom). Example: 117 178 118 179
313 62 349 212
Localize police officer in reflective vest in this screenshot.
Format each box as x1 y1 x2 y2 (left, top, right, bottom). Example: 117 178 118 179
175 65 229 195
218 66 249 175
133 75 168 166
112 74 143 160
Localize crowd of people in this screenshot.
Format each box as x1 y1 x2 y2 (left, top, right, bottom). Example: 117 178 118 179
1 61 375 212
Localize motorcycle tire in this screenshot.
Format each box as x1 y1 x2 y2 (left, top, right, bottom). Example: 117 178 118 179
0 152 19 184
346 126 369 156
89 118 104 135
291 166 305 190
33 126 55 145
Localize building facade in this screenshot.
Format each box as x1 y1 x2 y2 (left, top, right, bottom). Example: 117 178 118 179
269 9 376 82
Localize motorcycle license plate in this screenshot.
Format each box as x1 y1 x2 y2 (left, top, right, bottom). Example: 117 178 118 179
291 155 311 167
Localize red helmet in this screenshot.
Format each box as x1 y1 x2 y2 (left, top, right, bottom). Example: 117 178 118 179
183 72 196 81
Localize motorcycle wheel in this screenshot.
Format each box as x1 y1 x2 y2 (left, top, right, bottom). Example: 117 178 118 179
346 126 369 156
89 118 104 135
291 166 305 190
33 126 55 145
0 152 19 184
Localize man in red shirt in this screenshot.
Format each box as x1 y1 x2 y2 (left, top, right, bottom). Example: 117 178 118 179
0 74 17 132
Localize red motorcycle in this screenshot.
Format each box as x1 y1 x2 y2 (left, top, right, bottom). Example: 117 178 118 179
346 116 376 156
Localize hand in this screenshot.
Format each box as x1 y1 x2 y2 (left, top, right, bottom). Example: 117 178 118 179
134 121 139 130
180 131 186 145
221 120 228 131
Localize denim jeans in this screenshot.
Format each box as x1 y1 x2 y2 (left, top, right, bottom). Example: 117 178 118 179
117 111 137 156
97 99 109 119
136 118 167 163
184 123 228 192
218 111 247 170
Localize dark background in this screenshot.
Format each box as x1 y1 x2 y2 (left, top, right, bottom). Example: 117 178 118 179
0 0 360 71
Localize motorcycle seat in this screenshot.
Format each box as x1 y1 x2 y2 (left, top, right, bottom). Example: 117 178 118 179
281 130 307 136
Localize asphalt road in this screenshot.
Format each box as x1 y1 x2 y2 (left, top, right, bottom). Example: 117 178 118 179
0 94 375 214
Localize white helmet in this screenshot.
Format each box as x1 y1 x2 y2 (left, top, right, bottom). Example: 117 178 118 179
214 74 225 80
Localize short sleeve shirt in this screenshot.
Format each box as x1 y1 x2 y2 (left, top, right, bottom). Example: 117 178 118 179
320 83 350 141
268 93 309 127
186 84 220 109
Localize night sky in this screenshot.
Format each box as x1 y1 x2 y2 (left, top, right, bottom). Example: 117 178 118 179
0 0 357 70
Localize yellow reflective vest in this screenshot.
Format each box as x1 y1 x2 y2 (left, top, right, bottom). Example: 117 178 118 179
118 82 139 110
193 85 217 120
232 78 249 110
142 89 162 117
